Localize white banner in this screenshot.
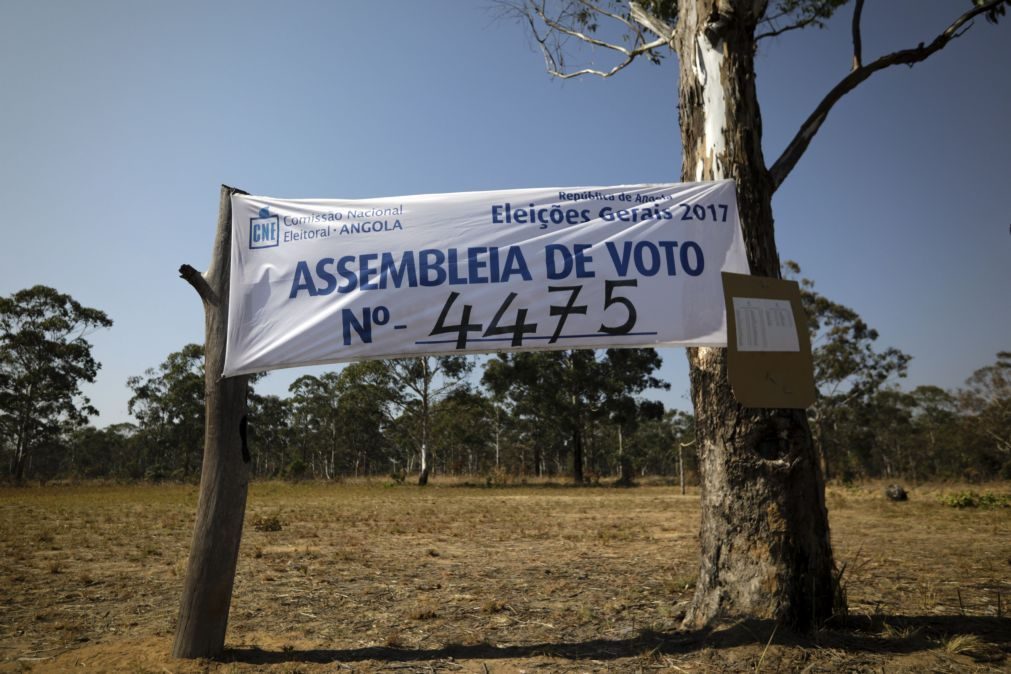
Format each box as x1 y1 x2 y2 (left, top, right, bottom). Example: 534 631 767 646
223 181 749 377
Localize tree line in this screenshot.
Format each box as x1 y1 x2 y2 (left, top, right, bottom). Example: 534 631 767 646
2 279 1007 484
45 341 697 485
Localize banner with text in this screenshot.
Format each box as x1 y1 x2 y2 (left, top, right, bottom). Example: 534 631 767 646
223 181 749 377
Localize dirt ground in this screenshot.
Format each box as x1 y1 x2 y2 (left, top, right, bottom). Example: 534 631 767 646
1 480 1009 673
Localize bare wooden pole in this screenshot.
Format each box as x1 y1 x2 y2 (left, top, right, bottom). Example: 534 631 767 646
172 185 251 659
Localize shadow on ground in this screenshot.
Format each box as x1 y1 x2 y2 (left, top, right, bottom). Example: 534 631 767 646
223 615 1011 666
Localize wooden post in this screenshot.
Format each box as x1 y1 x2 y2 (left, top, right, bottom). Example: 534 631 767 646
172 185 251 659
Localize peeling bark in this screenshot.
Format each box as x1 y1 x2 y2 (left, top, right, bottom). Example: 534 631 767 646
676 0 838 629
513 0 1000 636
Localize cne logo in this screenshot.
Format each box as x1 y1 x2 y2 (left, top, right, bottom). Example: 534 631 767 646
250 207 280 249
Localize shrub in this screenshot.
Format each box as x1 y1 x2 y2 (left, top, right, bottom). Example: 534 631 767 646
940 491 1010 509
144 464 169 482
284 459 308 480
484 467 512 487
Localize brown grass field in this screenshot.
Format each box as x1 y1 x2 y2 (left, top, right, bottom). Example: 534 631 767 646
1 479 1009 673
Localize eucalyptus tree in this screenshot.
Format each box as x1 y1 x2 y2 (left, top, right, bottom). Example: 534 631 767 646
905 385 960 478
383 356 473 484
484 351 594 482
626 409 696 485
337 360 398 477
66 423 138 479
285 361 412 479
958 352 1011 477
246 393 291 477
483 348 665 482
127 344 206 478
430 388 498 475
787 261 910 479
507 0 1009 628
287 361 396 478
0 286 112 481
288 372 344 478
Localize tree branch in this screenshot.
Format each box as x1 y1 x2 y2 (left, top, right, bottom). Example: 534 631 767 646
769 0 1005 194
756 14 821 41
531 1 636 56
629 1 674 40
179 264 218 306
851 0 865 71
546 56 643 79
583 0 637 31
514 0 672 80
757 0 864 41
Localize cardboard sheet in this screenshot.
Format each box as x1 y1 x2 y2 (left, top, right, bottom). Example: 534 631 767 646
722 272 816 409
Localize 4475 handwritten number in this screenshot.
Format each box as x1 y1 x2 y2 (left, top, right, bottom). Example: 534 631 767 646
429 280 639 349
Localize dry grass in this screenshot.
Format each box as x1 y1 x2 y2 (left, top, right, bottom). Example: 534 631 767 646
943 632 986 654
0 480 1008 672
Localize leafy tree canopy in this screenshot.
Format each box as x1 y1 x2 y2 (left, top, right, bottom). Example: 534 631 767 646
126 343 206 477
0 285 111 479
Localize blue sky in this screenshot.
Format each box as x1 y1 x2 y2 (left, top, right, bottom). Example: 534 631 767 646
1 1 1008 426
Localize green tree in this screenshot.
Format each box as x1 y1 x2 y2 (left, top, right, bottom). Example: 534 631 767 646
247 393 291 477
384 356 473 484
337 361 398 477
628 409 696 487
0 286 112 481
483 348 666 482
958 352 1011 478
860 388 915 479
846 384 972 482
907 385 960 478
430 388 497 475
65 423 139 479
477 384 541 477
510 0 1009 627
288 372 344 479
127 344 205 479
287 361 396 479
603 350 668 479
787 261 911 479
484 353 564 477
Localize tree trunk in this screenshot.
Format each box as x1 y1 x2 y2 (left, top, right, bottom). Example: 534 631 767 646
678 442 686 496
13 417 30 482
677 1 838 629
617 424 623 477
811 408 831 480
494 409 501 468
418 358 430 485
572 424 584 484
172 185 251 658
